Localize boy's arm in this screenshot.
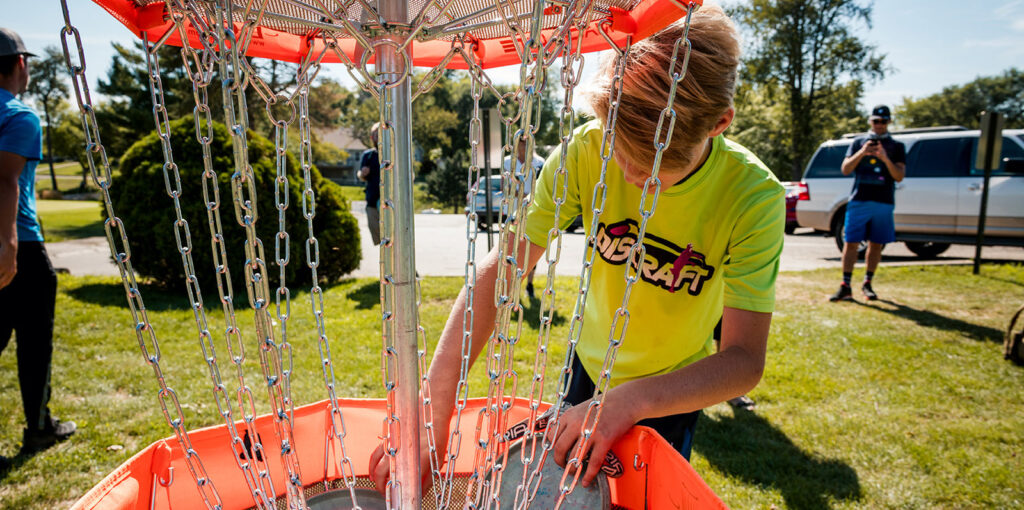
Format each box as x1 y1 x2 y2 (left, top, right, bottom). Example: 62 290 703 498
0 150 25 290
550 306 769 487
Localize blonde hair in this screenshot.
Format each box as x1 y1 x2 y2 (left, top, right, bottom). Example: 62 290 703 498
589 3 740 172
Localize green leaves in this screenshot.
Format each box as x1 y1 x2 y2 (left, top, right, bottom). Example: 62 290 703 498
898 68 1024 129
728 0 887 180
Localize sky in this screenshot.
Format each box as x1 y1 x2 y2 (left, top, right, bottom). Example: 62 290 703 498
6 0 1024 117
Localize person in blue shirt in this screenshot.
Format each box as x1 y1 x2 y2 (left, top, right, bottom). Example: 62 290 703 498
358 123 381 246
0 27 76 467
830 105 906 302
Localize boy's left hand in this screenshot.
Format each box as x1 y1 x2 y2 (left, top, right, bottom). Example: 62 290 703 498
549 389 638 488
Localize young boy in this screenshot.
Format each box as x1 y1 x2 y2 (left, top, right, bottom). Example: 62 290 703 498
370 2 784 490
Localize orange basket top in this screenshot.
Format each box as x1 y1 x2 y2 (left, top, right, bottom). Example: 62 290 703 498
91 0 697 69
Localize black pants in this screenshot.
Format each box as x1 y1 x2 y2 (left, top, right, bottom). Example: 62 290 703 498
0 242 57 431
563 355 700 460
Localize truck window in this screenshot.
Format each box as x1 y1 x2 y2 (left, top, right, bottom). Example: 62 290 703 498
906 137 971 177
969 136 1024 175
802 144 849 178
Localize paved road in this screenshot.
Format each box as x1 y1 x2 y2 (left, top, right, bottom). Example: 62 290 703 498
47 201 1024 278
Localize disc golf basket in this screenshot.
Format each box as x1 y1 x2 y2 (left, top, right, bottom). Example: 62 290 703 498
61 0 726 508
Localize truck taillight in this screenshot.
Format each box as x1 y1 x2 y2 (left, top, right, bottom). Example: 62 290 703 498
797 182 810 201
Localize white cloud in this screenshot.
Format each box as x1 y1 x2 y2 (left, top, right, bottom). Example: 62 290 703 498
964 36 1024 49
995 0 1024 17
1013 17 1024 31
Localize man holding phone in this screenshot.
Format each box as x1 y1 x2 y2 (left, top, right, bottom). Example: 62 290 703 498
830 105 906 302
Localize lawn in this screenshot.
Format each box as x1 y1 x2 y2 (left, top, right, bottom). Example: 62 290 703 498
36 199 105 243
0 265 1022 509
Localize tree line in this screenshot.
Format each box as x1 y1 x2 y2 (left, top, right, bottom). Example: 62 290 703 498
23 0 1024 199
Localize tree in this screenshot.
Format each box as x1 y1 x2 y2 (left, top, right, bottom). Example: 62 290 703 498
95 44 351 164
898 68 1024 129
729 0 887 180
26 46 70 192
96 42 192 162
425 147 469 213
46 101 89 190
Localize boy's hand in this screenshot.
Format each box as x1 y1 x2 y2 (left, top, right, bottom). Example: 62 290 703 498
549 390 638 488
369 420 449 496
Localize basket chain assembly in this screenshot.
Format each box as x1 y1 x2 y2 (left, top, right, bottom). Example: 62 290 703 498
58 0 702 507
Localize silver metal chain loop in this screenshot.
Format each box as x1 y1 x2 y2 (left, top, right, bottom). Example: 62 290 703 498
295 35 363 508
556 5 699 505
59 1 225 508
211 1 307 507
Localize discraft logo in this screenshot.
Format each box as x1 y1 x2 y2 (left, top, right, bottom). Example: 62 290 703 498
593 219 714 295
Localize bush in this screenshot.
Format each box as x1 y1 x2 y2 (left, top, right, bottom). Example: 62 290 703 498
110 117 360 292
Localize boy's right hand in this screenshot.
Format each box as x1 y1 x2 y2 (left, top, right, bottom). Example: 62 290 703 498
369 422 450 497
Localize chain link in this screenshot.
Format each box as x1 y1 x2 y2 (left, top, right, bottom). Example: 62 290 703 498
59 1 225 508
512 1 597 507
555 6 699 506
211 1 308 507
294 34 363 508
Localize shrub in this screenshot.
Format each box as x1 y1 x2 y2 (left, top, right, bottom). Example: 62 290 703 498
109 117 361 293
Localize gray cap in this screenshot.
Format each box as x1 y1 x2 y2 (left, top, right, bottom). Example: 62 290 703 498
0 28 35 58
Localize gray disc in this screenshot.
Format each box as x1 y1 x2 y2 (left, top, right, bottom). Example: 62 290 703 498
493 442 610 509
306 488 389 510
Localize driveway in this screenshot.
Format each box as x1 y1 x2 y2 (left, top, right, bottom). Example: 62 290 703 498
47 202 1024 278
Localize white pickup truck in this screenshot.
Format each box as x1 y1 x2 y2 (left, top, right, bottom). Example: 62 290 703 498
795 127 1024 257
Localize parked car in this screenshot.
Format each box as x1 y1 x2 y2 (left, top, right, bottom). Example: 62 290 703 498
796 126 1024 257
468 174 584 233
468 175 509 230
781 181 802 234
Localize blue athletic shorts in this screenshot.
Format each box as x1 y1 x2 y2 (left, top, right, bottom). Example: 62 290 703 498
844 200 895 244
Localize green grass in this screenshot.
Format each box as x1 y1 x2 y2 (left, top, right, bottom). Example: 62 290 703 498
1 265 1023 508
339 182 445 213
36 200 104 243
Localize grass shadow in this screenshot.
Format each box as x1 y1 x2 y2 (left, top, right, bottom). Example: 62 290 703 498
67 281 201 312
42 219 105 242
855 298 1003 343
346 280 381 310
694 409 861 510
0 449 42 483
518 294 567 329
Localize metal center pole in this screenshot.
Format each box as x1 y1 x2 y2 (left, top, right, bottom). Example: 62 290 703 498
376 0 423 506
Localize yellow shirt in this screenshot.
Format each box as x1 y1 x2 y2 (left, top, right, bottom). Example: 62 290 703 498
523 120 785 385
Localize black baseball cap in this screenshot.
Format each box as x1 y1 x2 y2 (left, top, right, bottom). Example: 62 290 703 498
0 28 35 58
869 105 891 121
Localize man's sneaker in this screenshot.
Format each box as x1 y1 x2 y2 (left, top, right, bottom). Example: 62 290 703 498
829 284 854 302
22 417 77 454
862 282 878 301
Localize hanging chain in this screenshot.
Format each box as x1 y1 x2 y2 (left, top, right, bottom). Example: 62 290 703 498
294 35 363 508
556 5 698 506
212 1 307 508
376 81 403 508
147 13 283 507
513 1 596 507
540 17 629 507
58 1 225 508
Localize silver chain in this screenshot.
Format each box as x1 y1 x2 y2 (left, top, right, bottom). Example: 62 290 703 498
514 1 596 507
59 1 225 508
147 11 283 505
211 1 307 507
556 5 698 505
294 35 363 508
376 80 403 508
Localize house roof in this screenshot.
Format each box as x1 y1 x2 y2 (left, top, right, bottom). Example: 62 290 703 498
318 126 368 152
